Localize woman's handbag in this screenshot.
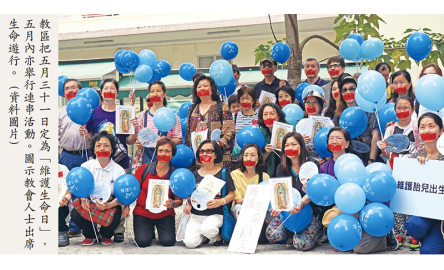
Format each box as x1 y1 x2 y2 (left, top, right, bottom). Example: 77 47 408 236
220 168 236 242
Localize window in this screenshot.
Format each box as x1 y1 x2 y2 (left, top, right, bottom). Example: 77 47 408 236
198 55 232 68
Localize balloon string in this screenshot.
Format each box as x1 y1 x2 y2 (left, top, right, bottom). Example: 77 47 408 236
270 213 293 237
87 208 100 244
126 217 140 248
375 103 384 137
355 62 359 74
82 132 86 159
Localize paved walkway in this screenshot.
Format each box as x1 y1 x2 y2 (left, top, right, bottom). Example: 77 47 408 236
59 204 419 255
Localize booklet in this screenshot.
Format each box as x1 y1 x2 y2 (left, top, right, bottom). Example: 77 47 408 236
116 105 135 134
258 91 276 105
295 116 330 145
198 174 226 199
145 179 170 213
270 121 294 151
269 177 293 212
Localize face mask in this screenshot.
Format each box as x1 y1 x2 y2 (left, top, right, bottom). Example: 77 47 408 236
343 93 355 101
306 106 317 114
328 144 342 151
241 103 251 108
157 155 171 162
66 92 77 99
252 119 258 125
197 90 210 97
104 92 116 99
261 70 272 75
200 155 213 162
333 92 339 99
396 111 410 119
243 160 256 167
394 87 407 94
150 96 161 103
285 150 299 157
279 100 291 107
306 70 316 76
96 151 111 157
264 119 275 126
147 102 153 108
420 133 437 141
329 70 339 76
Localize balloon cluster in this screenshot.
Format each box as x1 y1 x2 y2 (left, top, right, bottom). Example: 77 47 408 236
305 156 397 251
340 34 384 62
66 87 100 125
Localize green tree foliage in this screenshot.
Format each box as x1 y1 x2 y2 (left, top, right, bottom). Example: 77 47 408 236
253 38 287 67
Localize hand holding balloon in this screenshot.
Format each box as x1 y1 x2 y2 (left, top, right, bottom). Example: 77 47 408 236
81 198 91 211
123 207 130 218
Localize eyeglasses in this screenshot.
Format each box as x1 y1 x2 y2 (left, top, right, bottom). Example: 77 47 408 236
158 149 172 154
395 106 411 111
199 149 215 155
240 96 253 102
327 64 342 70
341 86 356 94
261 63 273 68
420 73 437 77
328 137 344 142
64 86 79 91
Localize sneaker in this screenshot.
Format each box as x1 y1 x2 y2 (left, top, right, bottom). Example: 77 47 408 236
113 233 124 243
396 235 405 250
409 237 420 250
68 230 82 238
386 229 399 251
102 237 113 245
81 238 96 246
58 231 70 247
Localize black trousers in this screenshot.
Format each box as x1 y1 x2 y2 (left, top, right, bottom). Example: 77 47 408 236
59 206 69 232
133 214 176 247
71 206 122 239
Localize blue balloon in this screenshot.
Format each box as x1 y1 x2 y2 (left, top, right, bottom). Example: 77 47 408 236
179 102 192 119
282 104 304 125
302 84 325 102
120 50 139 72
295 82 310 104
355 87 387 113
114 50 130 74
340 39 361 61
347 34 364 45
280 203 313 233
77 87 101 111
327 214 362 251
359 203 395 237
179 62 197 81
406 32 432 62
369 38 385 56
313 127 333 158
58 75 69 97
147 75 161 84
356 70 386 103
171 144 195 169
220 41 239 60
168 107 178 116
170 168 196 198
113 174 141 206
415 74 444 111
339 106 368 139
335 183 366 214
306 174 340 206
66 167 95 198
363 171 397 203
258 180 272 211
378 103 398 132
66 97 92 125
271 42 291 63
138 49 157 69
336 159 367 187
153 60 171 78
134 64 153 83
153 107 176 132
217 76 237 96
210 59 233 87
236 126 266 149
180 118 187 138
334 153 362 177
361 39 382 61
365 162 392 176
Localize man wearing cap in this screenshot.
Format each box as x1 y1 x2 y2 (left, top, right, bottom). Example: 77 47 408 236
253 57 289 107
321 56 346 105
232 64 244 96
58 78 85 238
304 58 328 87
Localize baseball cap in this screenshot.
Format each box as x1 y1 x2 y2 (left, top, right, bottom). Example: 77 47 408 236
303 89 326 104
232 64 239 72
260 57 277 66
338 73 357 91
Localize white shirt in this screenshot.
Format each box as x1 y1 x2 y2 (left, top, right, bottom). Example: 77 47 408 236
81 159 126 195
418 104 444 120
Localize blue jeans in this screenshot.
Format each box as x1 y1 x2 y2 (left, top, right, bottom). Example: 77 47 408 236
59 150 88 232
405 216 444 254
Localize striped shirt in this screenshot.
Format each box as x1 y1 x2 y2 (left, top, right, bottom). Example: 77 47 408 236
136 109 182 139
235 111 259 133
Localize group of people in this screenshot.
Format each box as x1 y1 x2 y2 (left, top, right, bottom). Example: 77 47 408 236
58 55 444 254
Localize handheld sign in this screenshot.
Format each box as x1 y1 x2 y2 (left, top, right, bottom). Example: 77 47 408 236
146 180 170 213
299 161 318 185
386 134 410 153
437 135 444 155
269 177 293 212
90 182 111 204
352 140 371 153
138 127 158 148
292 188 302 208
191 187 212 211
210 129 222 141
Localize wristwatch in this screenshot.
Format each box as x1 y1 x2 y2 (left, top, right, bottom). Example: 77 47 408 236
369 158 376 163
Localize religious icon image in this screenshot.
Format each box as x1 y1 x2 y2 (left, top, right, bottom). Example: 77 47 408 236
312 121 324 139
201 181 215 195
274 128 287 150
119 110 131 133
274 183 289 210
151 184 164 208
262 96 272 104
194 135 203 150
